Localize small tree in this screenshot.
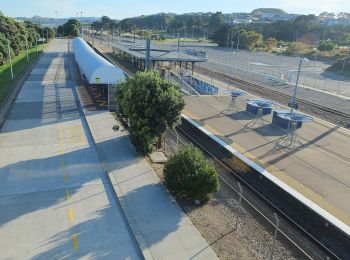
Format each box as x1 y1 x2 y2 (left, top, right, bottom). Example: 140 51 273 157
164 145 220 202
240 31 263 50
116 71 185 155
265 37 277 51
317 40 335 51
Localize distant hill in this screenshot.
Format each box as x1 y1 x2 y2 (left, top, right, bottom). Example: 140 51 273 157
15 16 101 27
251 8 287 16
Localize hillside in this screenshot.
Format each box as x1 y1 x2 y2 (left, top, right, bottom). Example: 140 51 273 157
251 8 287 15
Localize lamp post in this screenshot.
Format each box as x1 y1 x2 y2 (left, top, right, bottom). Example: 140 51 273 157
341 52 350 73
293 31 299 42
25 37 29 63
80 11 83 37
7 39 14 80
313 31 321 64
236 30 240 52
54 11 58 38
41 18 45 43
226 28 230 52
289 58 308 112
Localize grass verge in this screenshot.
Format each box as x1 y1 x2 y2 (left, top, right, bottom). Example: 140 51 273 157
0 44 45 105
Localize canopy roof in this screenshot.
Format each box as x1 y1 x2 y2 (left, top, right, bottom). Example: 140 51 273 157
73 37 125 84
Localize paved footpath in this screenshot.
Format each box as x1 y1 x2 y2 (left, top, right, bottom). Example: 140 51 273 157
0 39 142 259
70 42 218 259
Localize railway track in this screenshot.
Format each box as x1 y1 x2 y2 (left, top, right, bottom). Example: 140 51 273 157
195 64 350 127
166 126 341 259
93 42 347 258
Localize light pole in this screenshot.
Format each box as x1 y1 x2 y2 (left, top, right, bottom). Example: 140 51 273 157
41 18 45 43
35 36 38 53
177 29 180 52
293 31 299 42
80 11 83 37
226 28 230 52
54 11 58 38
313 31 321 64
289 58 308 112
7 39 14 80
25 37 29 63
236 30 240 52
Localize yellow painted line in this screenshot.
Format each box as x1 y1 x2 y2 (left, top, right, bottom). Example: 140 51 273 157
61 159 65 168
72 233 79 251
69 208 74 222
63 174 68 183
184 108 350 226
65 189 71 200
182 109 201 121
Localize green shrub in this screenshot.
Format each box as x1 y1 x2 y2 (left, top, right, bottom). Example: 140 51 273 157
164 145 220 202
317 40 335 51
287 42 311 55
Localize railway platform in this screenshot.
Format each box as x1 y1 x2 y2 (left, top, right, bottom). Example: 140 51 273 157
183 79 350 234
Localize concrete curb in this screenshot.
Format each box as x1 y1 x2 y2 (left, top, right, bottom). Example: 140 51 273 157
0 49 45 130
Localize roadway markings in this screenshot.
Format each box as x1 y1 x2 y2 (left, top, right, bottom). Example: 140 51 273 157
65 189 71 200
58 123 80 252
69 208 75 222
72 233 79 251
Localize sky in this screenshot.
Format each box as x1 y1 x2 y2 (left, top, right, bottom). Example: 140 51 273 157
0 0 349 19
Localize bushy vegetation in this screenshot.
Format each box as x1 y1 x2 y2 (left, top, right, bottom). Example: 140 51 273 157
57 19 80 37
239 30 264 50
286 42 311 55
93 12 350 49
317 40 335 51
0 14 53 65
116 71 184 155
164 145 220 202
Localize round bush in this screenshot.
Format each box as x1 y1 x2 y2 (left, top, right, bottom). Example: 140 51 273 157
164 145 220 202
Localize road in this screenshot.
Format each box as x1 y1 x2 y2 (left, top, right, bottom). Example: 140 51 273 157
0 39 141 259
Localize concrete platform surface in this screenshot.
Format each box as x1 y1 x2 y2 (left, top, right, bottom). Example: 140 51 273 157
82 110 218 260
183 92 350 229
149 151 168 163
0 39 141 259
69 40 218 259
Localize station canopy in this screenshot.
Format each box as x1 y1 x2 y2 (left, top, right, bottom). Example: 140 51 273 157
73 37 125 84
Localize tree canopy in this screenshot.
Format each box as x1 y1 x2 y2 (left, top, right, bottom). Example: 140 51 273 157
0 14 52 65
97 12 350 48
116 71 185 155
57 19 80 37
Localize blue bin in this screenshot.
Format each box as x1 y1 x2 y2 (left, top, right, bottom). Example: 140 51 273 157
246 102 272 115
272 110 302 129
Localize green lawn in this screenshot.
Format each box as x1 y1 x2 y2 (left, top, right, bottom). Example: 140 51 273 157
0 44 45 105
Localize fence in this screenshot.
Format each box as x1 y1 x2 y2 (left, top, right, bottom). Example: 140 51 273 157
162 127 334 260
182 47 350 98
